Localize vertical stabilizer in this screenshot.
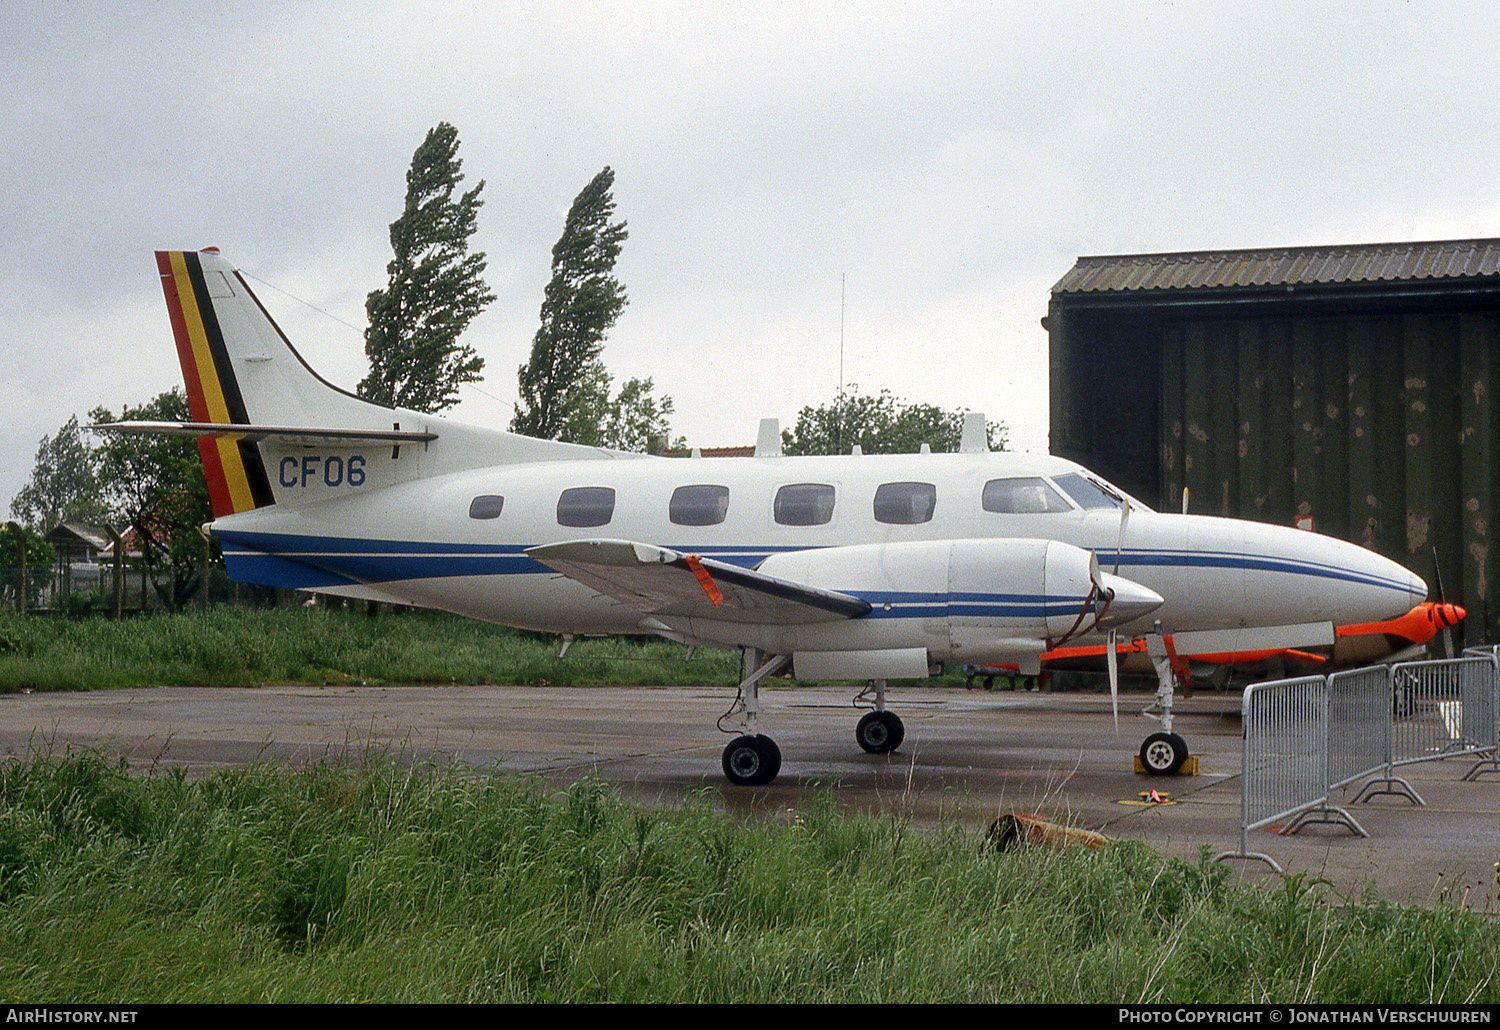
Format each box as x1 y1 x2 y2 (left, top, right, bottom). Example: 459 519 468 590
158 249 278 516
155 247 641 518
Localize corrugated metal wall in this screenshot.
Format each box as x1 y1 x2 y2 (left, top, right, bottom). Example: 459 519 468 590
1053 303 1500 644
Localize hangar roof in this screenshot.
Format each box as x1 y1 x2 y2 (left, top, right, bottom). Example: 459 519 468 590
1053 238 1500 295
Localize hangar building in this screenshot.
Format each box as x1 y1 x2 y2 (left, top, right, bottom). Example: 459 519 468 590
1047 238 1500 643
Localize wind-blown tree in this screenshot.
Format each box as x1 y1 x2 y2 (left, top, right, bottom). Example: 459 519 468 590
512 166 634 444
10 415 110 530
359 122 495 412
781 386 1007 455
599 377 681 453
90 389 214 608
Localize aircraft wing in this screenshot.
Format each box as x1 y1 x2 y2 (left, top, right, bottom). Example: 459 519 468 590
525 539 872 625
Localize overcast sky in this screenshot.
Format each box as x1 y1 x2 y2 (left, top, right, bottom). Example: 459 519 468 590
4 1 1498 515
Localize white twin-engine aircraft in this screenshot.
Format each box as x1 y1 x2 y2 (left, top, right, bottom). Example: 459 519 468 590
102 249 1429 786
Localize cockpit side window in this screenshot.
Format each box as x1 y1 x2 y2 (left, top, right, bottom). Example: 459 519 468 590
981 477 1072 514
1051 473 1124 510
468 495 505 520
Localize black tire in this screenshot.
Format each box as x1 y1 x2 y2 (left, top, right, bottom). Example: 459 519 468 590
885 711 905 751
1139 731 1188 776
856 711 904 754
722 734 781 786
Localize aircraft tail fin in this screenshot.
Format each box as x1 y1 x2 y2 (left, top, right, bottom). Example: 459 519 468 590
151 248 629 518
158 249 285 516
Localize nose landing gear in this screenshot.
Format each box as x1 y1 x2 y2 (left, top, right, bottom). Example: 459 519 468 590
1138 630 1192 776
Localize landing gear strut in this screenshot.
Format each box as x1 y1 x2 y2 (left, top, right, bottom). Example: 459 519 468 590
719 651 790 786
1139 629 1191 776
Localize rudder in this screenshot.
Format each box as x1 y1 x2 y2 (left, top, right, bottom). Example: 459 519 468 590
157 249 275 517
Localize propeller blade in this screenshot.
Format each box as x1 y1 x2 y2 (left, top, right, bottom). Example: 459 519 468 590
1107 629 1120 733
1432 547 1455 658
1113 499 1132 576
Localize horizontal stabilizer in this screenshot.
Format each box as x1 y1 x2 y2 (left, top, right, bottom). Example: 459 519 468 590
526 539 872 624
90 421 438 445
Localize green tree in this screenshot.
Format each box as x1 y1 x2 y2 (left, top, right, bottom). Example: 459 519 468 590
599 377 682 453
9 416 110 530
90 389 214 609
0 525 57 611
781 386 1007 456
512 166 632 443
359 122 495 412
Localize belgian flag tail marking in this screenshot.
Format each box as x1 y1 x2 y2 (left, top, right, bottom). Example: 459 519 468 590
155 249 274 517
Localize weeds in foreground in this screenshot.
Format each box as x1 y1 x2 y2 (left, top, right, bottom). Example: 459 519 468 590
0 750 1493 1003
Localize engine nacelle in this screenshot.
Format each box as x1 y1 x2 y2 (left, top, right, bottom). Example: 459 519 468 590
681 538 1162 676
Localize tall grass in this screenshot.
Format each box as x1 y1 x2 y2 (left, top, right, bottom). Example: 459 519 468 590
0 750 1493 1003
0 607 743 691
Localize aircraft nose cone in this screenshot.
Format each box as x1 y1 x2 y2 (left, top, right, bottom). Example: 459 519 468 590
1095 572 1164 629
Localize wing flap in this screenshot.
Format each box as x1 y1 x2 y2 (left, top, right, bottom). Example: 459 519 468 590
525 539 871 624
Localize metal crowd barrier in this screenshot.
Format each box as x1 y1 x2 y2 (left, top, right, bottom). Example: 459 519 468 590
1459 647 1500 781
1217 655 1500 872
1218 676 1338 873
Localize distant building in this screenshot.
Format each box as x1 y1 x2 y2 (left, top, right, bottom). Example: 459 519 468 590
1048 238 1500 642
44 522 112 563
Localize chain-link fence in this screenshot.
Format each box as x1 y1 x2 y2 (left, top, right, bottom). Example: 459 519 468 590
2 559 286 614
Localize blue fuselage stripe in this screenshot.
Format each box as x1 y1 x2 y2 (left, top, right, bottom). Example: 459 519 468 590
216 530 1408 603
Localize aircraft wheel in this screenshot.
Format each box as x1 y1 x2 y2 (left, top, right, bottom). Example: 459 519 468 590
1139 731 1188 776
856 711 904 754
722 734 781 786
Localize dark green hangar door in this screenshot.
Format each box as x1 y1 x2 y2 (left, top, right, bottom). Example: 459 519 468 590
1047 239 1500 644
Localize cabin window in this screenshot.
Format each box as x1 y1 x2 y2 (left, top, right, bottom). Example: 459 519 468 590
557 486 616 528
468 495 505 520
774 483 836 526
1051 473 1123 510
873 481 936 525
982 477 1072 514
670 484 730 526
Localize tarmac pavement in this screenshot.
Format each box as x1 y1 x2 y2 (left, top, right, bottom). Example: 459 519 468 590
1 681 1497 907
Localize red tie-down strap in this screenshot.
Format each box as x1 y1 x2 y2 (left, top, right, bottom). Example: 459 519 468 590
684 555 723 607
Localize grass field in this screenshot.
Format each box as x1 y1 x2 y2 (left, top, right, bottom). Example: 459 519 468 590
1 607 1495 1003
0 606 750 693
0 749 1494 1004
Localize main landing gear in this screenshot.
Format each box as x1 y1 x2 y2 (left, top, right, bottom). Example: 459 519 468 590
719 652 790 786
853 679 904 754
718 654 907 786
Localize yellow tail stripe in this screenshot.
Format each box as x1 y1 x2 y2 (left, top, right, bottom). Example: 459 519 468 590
168 252 257 514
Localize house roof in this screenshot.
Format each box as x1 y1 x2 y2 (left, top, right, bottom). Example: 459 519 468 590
46 522 113 552
1052 238 1500 296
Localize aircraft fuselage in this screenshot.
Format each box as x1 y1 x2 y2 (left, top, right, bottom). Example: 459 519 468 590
213 447 1426 667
